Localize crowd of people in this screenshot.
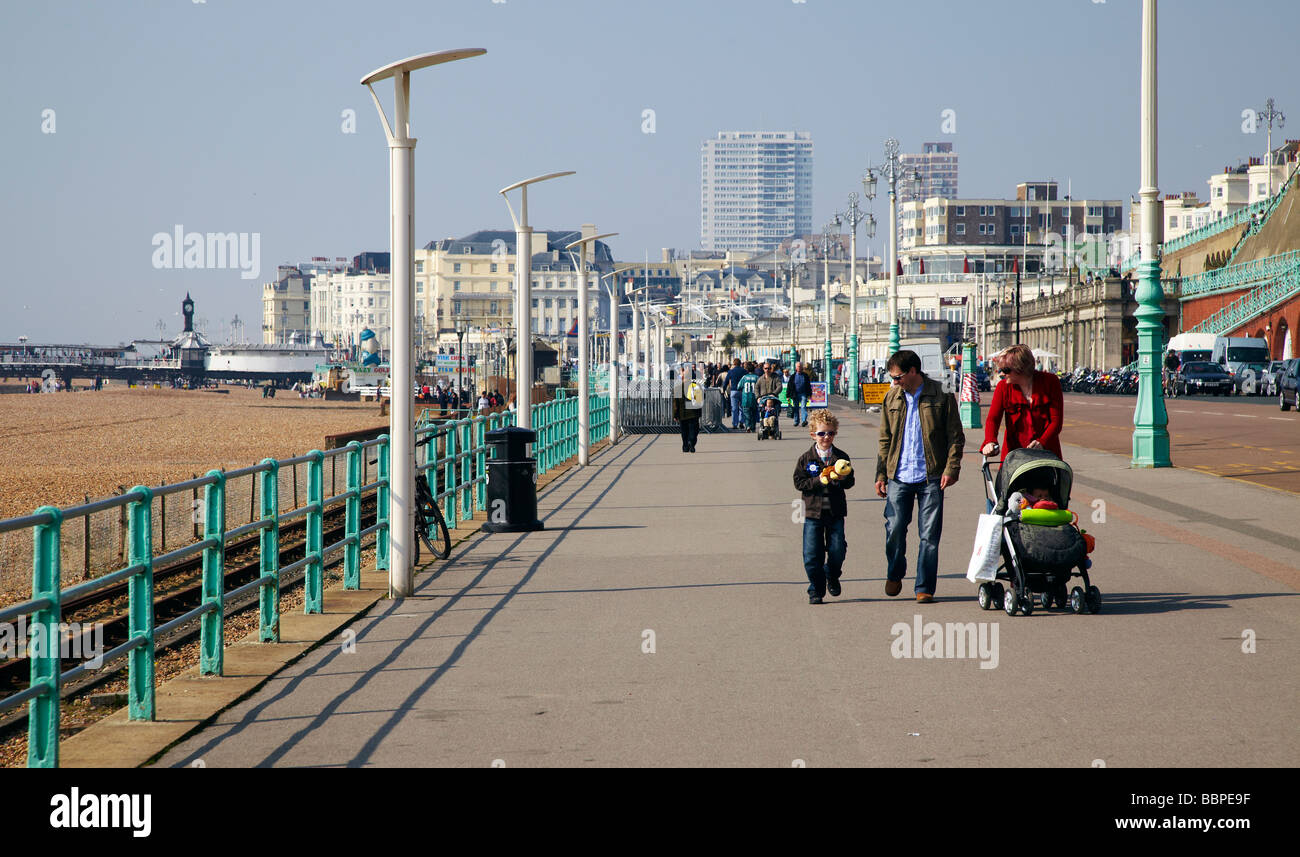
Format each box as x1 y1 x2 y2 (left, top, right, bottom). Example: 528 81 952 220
416 385 515 416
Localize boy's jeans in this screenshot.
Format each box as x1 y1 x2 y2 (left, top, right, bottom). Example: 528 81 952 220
802 516 847 597
884 477 945 595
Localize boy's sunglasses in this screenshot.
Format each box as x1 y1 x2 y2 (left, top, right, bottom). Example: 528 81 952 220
815 430 837 437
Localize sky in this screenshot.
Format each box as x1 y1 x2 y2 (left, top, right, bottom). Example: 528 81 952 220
2 0 1297 345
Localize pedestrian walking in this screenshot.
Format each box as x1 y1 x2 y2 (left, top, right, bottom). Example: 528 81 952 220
874 349 966 603
793 410 855 604
723 358 745 430
980 344 1064 462
672 365 704 453
738 361 761 431
756 361 782 401
786 362 813 426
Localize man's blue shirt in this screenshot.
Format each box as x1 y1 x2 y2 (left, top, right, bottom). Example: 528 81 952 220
895 385 927 483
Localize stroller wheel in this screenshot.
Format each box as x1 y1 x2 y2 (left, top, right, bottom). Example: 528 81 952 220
1020 592 1034 616
1086 585 1102 614
1039 590 1053 610
977 582 994 610
1069 586 1086 614
1003 588 1018 616
991 582 1005 609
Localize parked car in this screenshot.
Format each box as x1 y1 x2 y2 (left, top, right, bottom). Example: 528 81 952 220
1175 361 1233 396
1262 360 1289 396
1279 358 1300 411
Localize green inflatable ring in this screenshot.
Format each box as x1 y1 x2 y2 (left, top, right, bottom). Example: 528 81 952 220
1019 508 1074 525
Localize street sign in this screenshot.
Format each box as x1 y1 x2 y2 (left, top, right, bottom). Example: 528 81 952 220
810 382 828 407
860 382 890 404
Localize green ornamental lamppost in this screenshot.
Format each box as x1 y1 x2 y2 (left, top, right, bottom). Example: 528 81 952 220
959 340 981 429
1132 0 1171 468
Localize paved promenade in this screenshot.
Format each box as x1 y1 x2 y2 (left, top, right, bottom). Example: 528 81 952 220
156 402 1299 767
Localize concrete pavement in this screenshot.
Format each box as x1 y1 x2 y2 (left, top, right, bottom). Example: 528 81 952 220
155 401 1299 767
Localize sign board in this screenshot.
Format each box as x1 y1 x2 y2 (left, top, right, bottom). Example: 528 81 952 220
809 382 828 408
434 354 470 372
939 296 968 306
860 382 891 404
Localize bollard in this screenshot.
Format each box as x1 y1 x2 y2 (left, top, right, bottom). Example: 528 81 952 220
259 460 280 643
305 451 324 614
126 486 155 721
344 443 361 590
29 506 63 769
201 470 226 675
376 437 390 571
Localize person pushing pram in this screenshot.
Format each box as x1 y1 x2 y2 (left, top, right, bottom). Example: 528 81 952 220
756 394 783 440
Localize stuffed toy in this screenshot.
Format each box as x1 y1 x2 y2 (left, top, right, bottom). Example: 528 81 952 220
819 459 852 485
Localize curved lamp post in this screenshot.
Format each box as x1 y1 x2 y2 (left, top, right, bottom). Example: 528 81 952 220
565 232 619 465
361 48 485 598
500 171 575 429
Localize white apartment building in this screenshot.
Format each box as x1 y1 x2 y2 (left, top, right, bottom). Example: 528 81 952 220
261 266 312 345
701 131 813 253
309 269 394 354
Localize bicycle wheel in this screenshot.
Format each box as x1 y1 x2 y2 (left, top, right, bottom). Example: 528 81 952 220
415 493 452 560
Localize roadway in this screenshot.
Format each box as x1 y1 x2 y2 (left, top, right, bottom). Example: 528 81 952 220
1059 393 1300 494
152 400 1298 768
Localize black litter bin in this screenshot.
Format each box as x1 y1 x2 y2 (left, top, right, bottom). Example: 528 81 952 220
481 426 544 533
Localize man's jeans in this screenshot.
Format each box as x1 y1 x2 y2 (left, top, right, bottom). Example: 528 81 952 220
884 477 945 595
729 390 743 427
790 394 810 423
802 516 846 597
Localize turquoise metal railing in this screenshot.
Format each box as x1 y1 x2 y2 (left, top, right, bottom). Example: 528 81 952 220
0 393 613 766
1187 264 1300 336
1159 199 1270 257
1176 250 1300 299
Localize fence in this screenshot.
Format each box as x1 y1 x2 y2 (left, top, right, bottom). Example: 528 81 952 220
0 393 609 767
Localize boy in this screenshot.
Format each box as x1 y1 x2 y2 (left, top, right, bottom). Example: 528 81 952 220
793 410 856 604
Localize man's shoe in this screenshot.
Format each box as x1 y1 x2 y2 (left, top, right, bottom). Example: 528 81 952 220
916 592 934 604
827 578 841 597
885 579 902 597
809 595 824 605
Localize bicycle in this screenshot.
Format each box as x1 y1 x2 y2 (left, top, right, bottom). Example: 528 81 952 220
413 434 452 563
371 433 452 564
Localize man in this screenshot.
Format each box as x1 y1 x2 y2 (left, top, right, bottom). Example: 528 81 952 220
756 361 783 402
672 364 703 453
723 358 746 430
1163 349 1180 397
874 349 965 603
738 361 761 431
786 362 813 426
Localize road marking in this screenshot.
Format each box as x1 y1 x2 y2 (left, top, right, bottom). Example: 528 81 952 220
1234 414 1259 419
1269 417 1292 421
1204 411 1225 415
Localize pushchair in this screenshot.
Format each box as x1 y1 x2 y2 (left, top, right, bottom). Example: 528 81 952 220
977 446 1101 616
756 395 782 440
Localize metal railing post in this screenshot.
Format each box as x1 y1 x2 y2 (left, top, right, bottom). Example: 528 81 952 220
460 420 472 523
444 425 458 528
259 460 280 642
200 470 226 675
475 416 487 512
126 486 155 721
28 506 62 769
304 451 324 613
376 436 390 571
345 443 361 589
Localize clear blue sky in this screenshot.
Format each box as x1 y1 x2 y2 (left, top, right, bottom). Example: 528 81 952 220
2 0 1296 344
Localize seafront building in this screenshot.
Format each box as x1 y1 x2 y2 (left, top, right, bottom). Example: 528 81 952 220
700 131 813 253
261 265 313 345
899 142 959 206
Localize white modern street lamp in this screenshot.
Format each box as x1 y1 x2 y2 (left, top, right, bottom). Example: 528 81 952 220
565 232 618 466
500 171 575 429
842 191 876 400
599 265 636 443
361 48 484 598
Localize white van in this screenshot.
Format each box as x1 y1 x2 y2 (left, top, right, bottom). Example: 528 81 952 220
1211 336 1270 393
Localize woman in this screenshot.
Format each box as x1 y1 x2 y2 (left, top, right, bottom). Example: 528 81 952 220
980 344 1064 461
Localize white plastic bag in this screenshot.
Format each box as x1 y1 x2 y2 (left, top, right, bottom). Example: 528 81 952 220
966 513 1003 582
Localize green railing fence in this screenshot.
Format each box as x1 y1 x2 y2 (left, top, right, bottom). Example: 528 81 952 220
0 392 610 767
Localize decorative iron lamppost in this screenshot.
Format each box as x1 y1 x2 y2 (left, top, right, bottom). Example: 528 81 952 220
864 138 922 356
